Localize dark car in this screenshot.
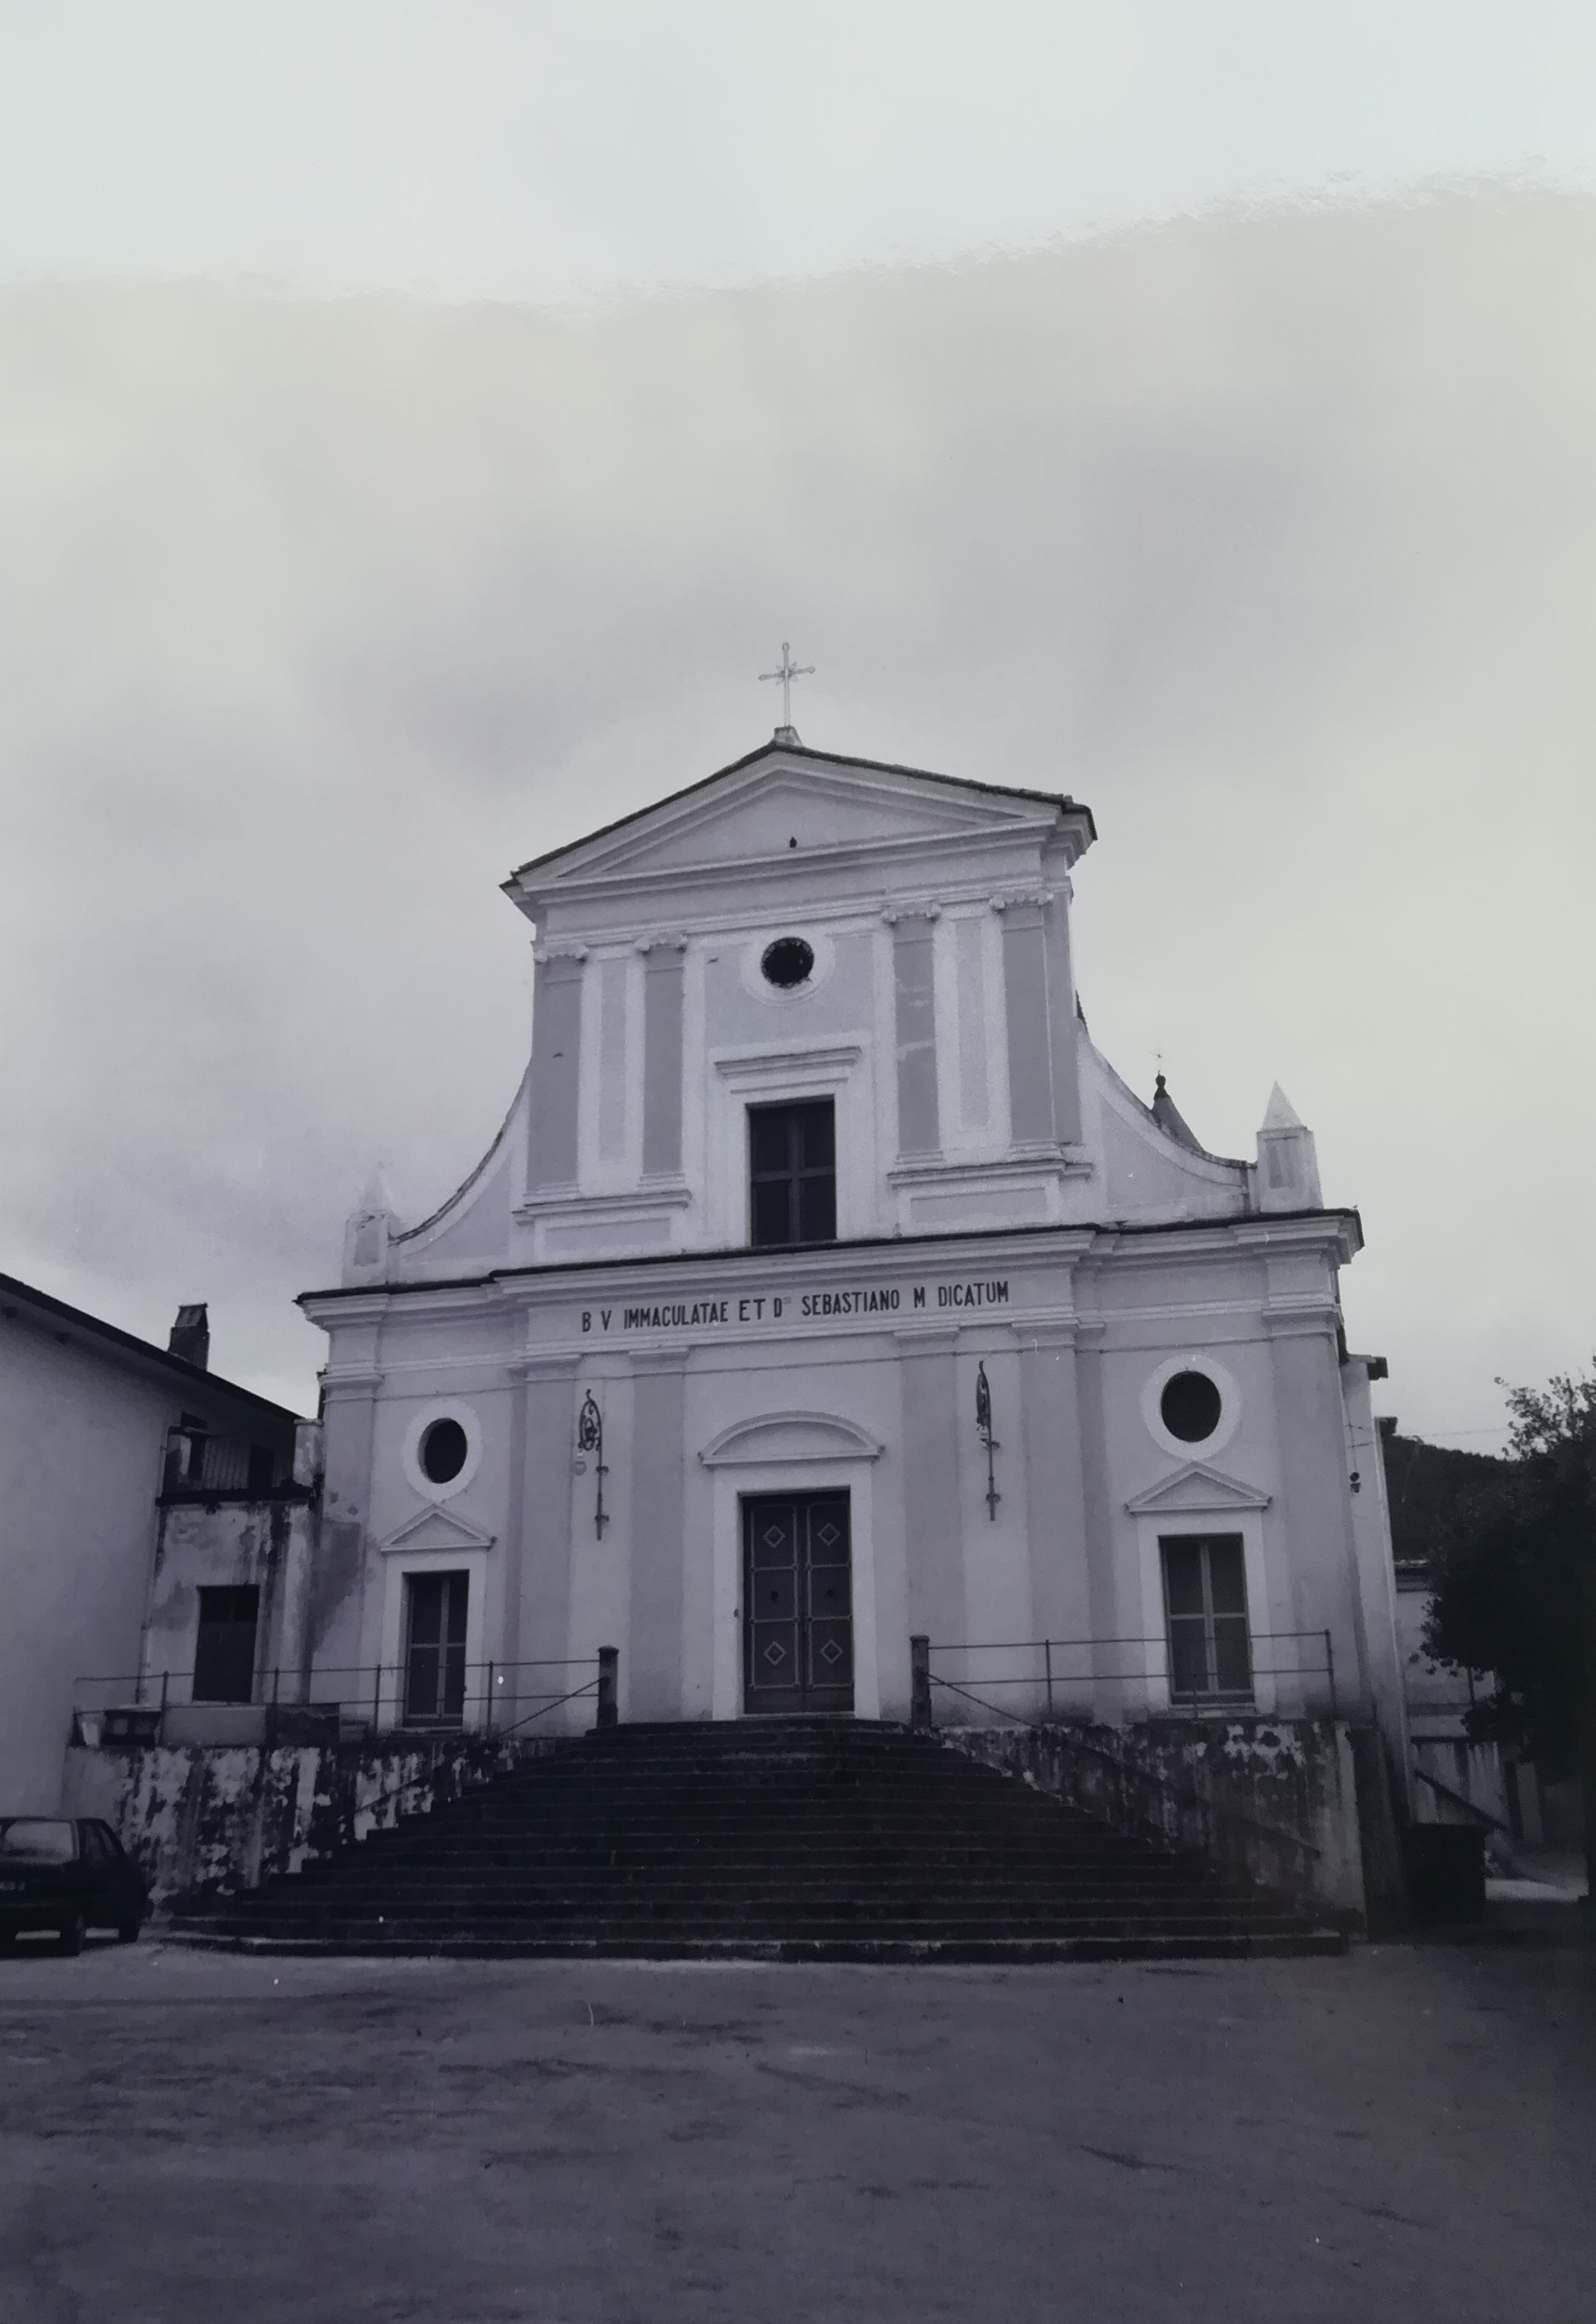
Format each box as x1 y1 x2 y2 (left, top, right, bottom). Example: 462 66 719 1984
0 1818 149 1954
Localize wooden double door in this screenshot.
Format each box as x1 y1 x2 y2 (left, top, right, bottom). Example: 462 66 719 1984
742 1492 854 1716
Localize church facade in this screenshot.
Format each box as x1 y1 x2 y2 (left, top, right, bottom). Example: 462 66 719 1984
302 736 1406 1769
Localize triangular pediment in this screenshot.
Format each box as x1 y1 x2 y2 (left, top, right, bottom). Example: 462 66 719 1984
378 1503 497 1555
1124 1461 1272 1517
505 744 1083 902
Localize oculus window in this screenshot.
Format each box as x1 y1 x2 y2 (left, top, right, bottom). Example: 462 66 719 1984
760 936 813 989
418 1417 469 1485
748 1099 835 1248
1159 1369 1223 1445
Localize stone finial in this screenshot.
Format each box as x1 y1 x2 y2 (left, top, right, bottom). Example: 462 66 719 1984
342 1167 397 1283
1255 1082 1322 1211
1151 1071 1202 1155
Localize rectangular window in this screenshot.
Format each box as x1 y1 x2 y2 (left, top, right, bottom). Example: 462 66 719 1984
192 1585 260 1704
1159 1535 1253 1707
748 1099 836 1248
404 1572 469 1725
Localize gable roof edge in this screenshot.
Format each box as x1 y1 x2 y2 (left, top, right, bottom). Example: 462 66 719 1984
503 738 1094 891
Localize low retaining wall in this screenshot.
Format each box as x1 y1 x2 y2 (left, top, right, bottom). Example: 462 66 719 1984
939 1717 1377 1928
61 1729 562 1909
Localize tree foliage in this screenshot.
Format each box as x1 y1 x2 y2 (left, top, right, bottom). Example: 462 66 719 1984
1422 1366 1596 1776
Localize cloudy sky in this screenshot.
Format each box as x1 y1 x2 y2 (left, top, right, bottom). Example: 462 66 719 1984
2 5 1593 1441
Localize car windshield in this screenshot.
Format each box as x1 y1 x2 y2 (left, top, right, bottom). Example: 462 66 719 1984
0 1819 78 1862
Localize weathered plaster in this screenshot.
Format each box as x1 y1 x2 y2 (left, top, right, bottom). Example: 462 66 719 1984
940 1716 1375 1927
62 1729 563 1908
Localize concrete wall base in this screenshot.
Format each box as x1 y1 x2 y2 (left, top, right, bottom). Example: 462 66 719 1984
939 1716 1379 1929
62 1730 563 1909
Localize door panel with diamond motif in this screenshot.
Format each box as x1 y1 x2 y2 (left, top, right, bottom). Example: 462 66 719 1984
742 1493 854 1714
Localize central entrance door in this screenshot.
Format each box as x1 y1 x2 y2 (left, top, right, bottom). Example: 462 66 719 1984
742 1492 854 1715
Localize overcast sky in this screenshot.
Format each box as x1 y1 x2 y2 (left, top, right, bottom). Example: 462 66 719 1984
2 7 1593 1442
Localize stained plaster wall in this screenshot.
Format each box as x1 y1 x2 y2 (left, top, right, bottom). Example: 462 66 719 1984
941 1717 1373 1925
141 1493 321 1706
61 1729 562 1908
0 1305 295 1814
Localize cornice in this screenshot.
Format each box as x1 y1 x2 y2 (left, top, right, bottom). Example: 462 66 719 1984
505 1353 580 1382
296 1208 1365 1310
514 1179 693 1224
712 1041 864 1081
512 819 1066 913
887 1153 1094 1190
1006 1309 1085 1349
320 1367 385 1401
301 1291 391 1327
1261 1302 1340 1342
1230 1213 1363 1264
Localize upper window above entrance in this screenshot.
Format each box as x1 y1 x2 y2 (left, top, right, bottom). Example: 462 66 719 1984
748 1099 836 1248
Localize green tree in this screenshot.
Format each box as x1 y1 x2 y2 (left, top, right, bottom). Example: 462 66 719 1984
1423 1365 1595 1898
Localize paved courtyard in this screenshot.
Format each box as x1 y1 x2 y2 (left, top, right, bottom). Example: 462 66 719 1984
1 1934 1592 2324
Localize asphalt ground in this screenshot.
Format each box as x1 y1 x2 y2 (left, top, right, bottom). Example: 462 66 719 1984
1 1933 1592 2324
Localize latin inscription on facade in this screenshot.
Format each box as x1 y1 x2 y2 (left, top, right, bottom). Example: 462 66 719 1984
579 1279 1010 1335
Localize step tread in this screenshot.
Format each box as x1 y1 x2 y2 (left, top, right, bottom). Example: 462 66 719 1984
177 1721 1333 1963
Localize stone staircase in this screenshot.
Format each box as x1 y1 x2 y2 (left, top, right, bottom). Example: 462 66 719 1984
165 1719 1345 1961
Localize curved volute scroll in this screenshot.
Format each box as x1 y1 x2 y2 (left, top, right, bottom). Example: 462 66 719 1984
699 1411 884 1468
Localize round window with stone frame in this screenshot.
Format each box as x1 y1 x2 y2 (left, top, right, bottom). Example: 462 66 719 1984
418 1416 469 1485
1159 1369 1224 1446
760 936 814 991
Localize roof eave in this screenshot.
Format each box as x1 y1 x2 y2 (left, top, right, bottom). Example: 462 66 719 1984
502 736 1095 894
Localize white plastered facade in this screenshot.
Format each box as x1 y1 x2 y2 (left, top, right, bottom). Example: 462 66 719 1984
304 739 1402 1754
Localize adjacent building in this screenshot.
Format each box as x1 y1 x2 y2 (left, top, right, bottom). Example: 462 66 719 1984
0 1277 301 1811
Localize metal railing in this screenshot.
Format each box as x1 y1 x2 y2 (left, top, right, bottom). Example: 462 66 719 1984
72 1650 619 1743
909 1633 1325 1880
916 1629 1337 1724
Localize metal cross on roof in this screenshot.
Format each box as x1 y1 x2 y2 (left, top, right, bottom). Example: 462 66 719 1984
759 641 814 733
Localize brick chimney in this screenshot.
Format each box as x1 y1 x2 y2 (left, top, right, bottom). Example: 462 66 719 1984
168 1302 210 1370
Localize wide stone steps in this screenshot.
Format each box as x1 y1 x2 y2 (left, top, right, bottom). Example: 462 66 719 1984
165 1719 1344 1961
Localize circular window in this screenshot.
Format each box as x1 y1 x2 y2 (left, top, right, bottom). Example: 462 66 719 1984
418 1417 468 1484
760 936 814 989
1159 1370 1223 1444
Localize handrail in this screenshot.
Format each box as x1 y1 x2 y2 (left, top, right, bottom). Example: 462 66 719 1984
924 1628 1338 1719
274 1679 604 1839
928 1671 1321 1862
1412 1765 1512 1837
72 1653 611 1739
496 1678 601 1739
927 1630 1333 1653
